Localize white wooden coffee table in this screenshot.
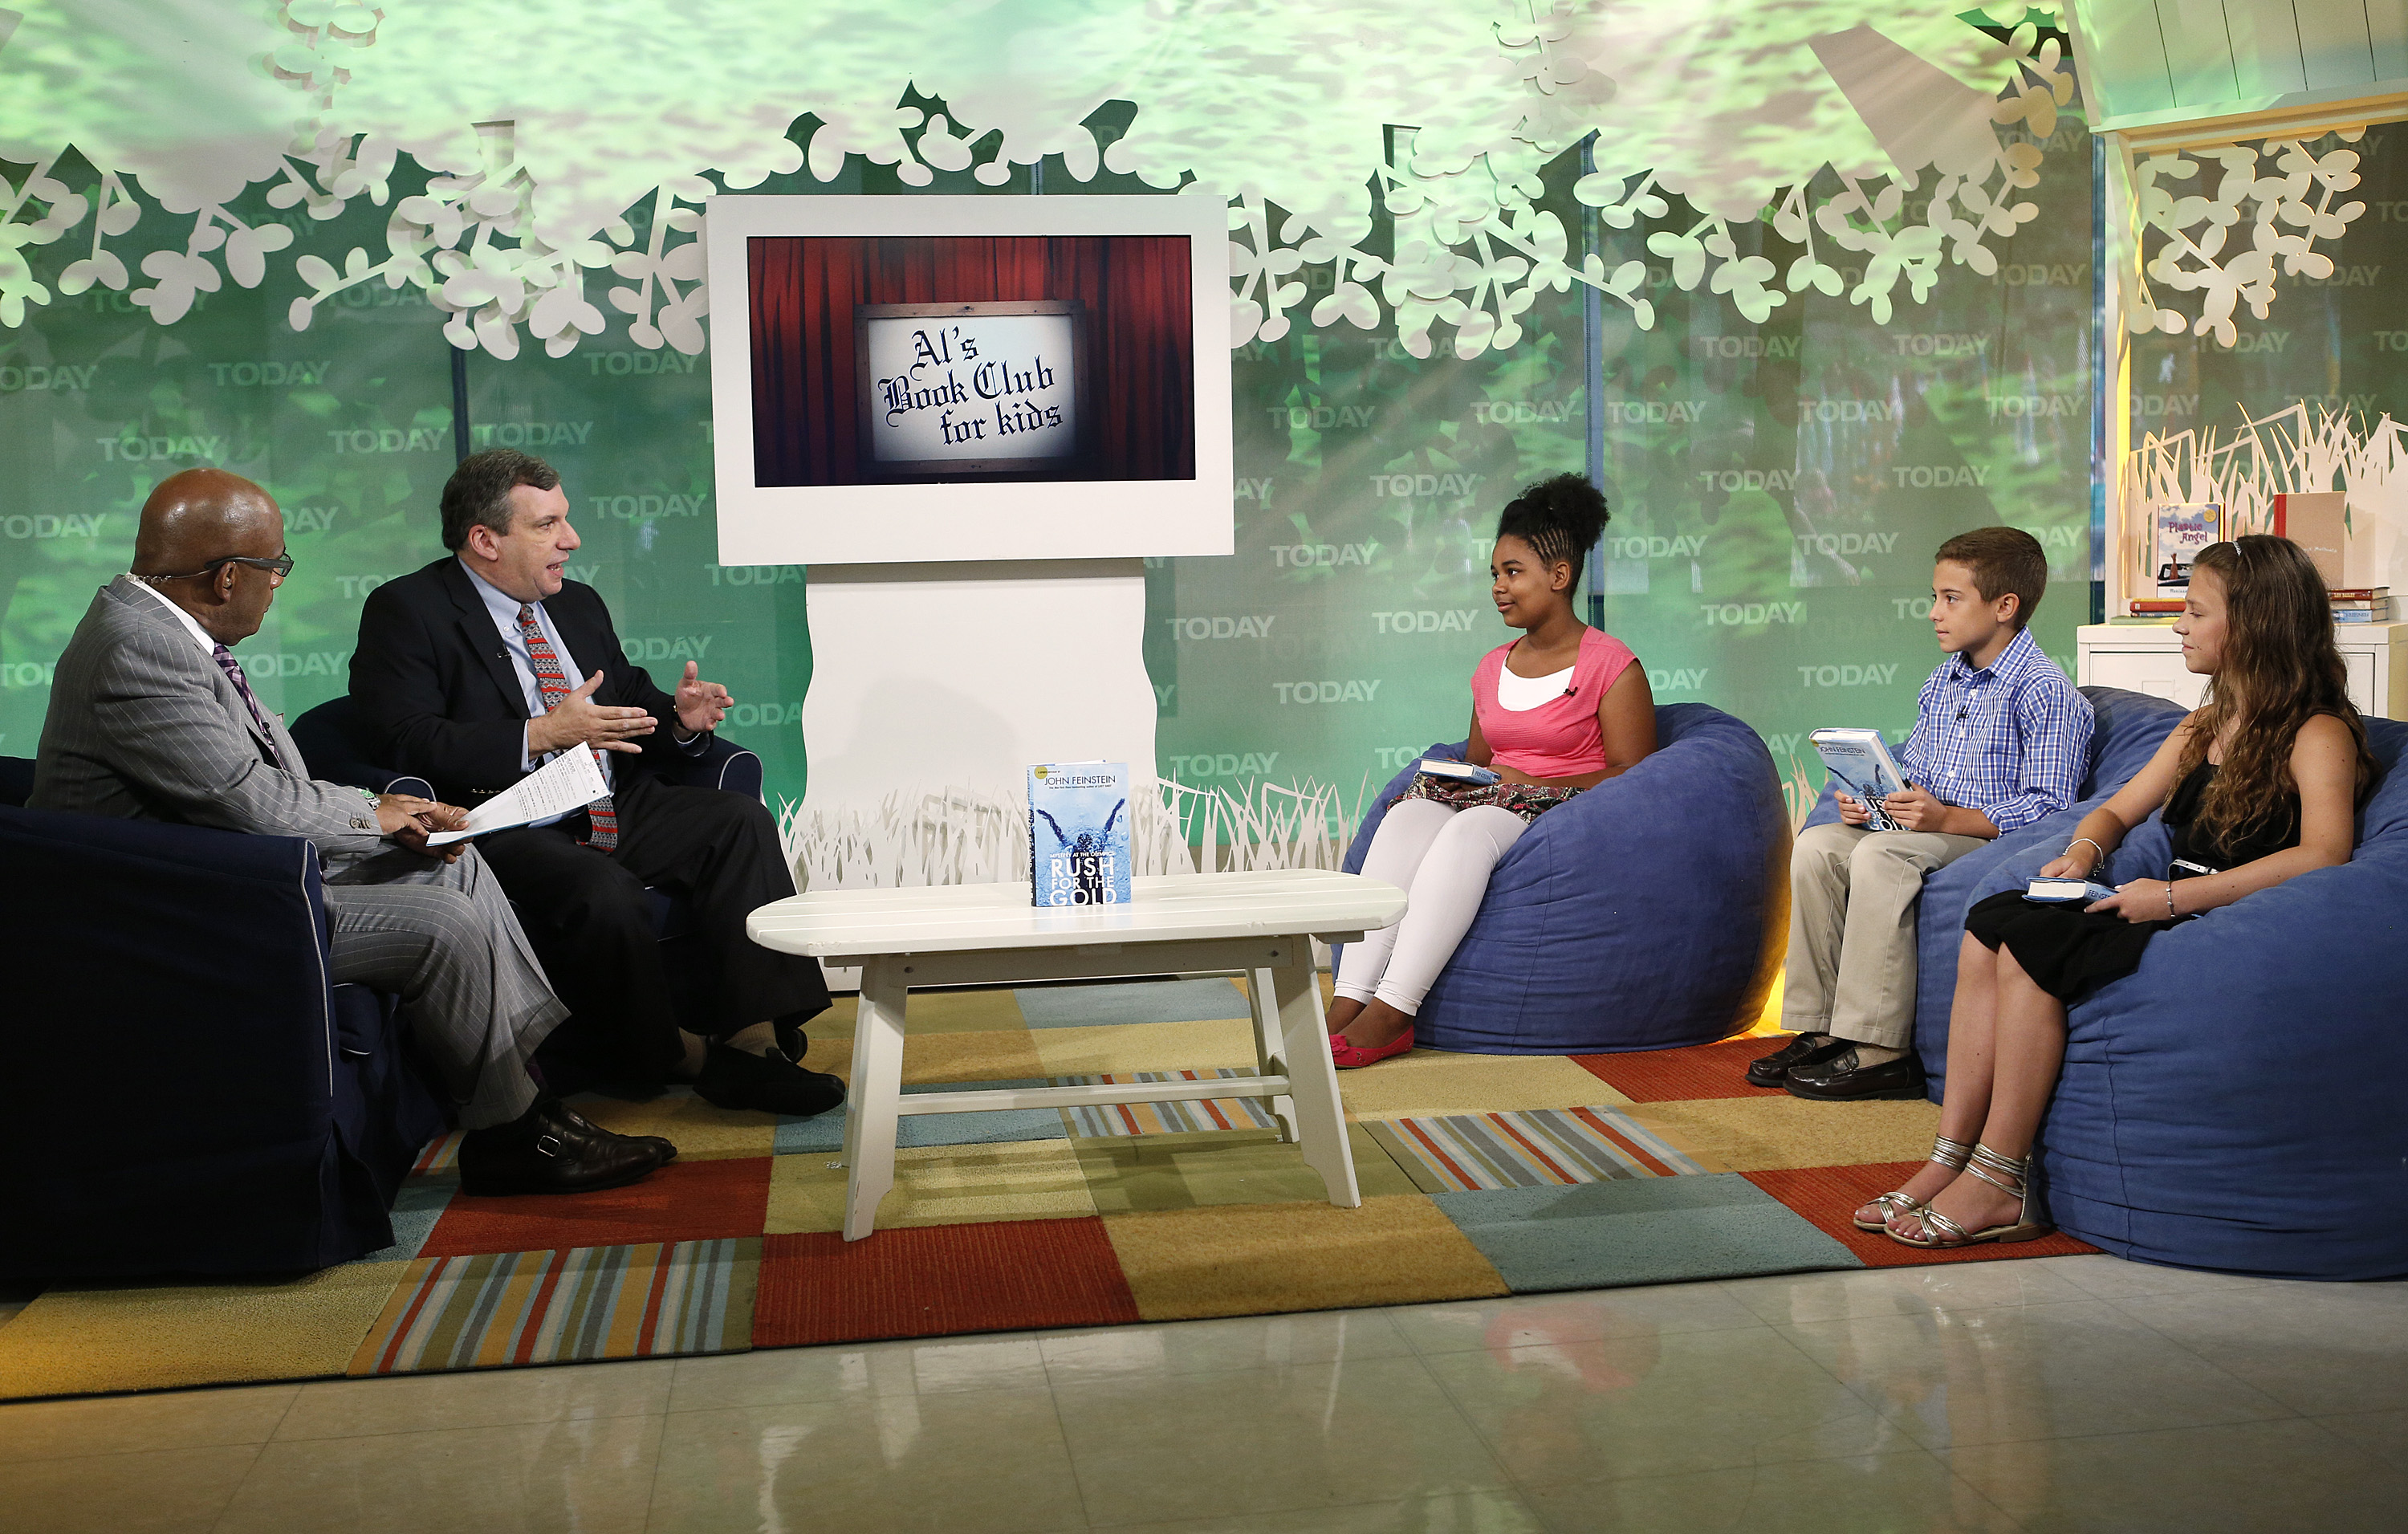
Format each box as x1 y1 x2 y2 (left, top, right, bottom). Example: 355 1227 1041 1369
746 869 1405 1239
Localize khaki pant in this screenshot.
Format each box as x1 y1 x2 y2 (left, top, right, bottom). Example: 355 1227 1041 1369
1784 822 1988 1051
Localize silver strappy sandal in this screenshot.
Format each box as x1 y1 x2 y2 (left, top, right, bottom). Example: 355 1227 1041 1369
1853 1134 1972 1231
1887 1142 2052 1248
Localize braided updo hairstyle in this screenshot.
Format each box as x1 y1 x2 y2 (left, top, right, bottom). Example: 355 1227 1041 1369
1495 471 1610 588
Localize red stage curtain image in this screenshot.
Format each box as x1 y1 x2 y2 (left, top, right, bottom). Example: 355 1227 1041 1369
747 234 1195 487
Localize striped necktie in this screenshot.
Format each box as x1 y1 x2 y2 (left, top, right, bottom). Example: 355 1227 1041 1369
516 603 619 851
210 645 287 769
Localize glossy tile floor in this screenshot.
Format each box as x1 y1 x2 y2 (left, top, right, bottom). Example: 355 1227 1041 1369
3 1253 2404 1533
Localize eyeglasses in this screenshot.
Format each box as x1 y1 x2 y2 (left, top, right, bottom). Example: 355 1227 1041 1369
145 551 295 583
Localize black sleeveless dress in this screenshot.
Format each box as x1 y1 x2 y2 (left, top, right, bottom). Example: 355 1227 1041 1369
1963 763 2302 1004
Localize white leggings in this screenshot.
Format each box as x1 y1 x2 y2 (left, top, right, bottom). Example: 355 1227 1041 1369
1334 799 1529 1014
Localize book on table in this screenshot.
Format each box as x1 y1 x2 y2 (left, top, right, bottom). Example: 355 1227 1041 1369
2272 491 2347 587
1027 760 1132 907
1809 728 1910 831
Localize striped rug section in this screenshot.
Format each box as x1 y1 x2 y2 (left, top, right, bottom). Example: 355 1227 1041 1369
349 1237 758 1375
411 1132 462 1175
1056 1068 1283 1137
1368 1105 1714 1193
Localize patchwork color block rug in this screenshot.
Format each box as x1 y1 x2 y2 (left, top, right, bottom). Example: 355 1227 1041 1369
0 977 2089 1399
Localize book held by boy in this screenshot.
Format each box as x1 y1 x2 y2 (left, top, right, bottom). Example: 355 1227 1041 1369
1810 727 1910 832
1027 761 1132 907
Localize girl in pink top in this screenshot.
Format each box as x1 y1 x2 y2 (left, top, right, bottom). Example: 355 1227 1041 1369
1329 474 1656 1067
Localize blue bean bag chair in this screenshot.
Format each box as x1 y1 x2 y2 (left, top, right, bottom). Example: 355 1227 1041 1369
1339 702 1788 1053
1806 686 2408 1279
1800 685 2191 1093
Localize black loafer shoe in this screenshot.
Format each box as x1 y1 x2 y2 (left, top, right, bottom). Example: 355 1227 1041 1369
1784 1046 1929 1101
458 1105 668 1196
694 1040 846 1118
1746 1032 1848 1088
547 1101 677 1166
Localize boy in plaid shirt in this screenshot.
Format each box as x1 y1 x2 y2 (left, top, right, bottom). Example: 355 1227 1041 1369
1754 527 2094 1100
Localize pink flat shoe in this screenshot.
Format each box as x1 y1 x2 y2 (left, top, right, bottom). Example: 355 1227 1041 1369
1331 1026 1414 1069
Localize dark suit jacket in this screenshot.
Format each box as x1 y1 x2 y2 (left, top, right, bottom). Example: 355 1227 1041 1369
352 558 693 808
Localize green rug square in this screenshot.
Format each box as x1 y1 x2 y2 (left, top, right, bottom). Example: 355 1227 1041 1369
1431 1174 1863 1292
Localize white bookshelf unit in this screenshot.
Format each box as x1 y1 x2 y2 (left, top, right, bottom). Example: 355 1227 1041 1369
2076 621 2408 719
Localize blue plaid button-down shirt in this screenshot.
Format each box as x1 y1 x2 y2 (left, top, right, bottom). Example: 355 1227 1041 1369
1894 626 2093 833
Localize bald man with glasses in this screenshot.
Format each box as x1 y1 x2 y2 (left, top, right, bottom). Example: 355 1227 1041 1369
31 468 673 1196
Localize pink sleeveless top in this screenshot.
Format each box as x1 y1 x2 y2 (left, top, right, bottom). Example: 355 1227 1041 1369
1471 628 1637 778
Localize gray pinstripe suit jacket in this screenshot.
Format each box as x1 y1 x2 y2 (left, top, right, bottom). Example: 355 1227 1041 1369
31 577 388 870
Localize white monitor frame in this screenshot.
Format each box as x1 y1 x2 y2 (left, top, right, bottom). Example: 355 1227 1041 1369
706 193 1233 568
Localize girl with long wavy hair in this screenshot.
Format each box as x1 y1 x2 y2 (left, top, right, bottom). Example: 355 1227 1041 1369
1855 535 2381 1247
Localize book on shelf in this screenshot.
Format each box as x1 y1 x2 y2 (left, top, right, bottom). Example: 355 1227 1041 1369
2108 614 2179 625
2329 587 2389 601
1027 761 1132 908
2333 602 2396 624
2272 491 2348 586
2152 503 2222 596
2129 597 2186 615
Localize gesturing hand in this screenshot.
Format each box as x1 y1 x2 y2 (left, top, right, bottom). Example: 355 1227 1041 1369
535 671 657 755
674 661 733 735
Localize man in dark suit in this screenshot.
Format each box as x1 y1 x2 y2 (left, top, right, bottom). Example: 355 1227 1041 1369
350 449 837 1115
36 468 669 1195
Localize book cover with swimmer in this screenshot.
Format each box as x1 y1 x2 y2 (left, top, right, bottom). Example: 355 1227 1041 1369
1027 762 1132 907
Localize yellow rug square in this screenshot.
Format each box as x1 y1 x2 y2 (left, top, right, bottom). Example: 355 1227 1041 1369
1336 1048 1633 1119
1102 1194 1508 1320
1072 1124 1420 1213
0 1260 412 1399
1621 1094 1944 1172
1030 1016 1259 1076
815 987 1029 1036
807 1027 1050 1087
764 1138 1096 1234
565 1092 775 1162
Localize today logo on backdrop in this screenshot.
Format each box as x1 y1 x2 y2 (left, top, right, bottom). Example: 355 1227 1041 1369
1263 405 1378 430
2 514 109 539
205 361 332 388
1798 662 1902 688
1162 616 1277 641
591 492 710 520
1369 472 1483 500
1234 477 1275 505
1890 333 1991 358
96 433 225 463
0 363 100 393
1270 540 1379 569
1274 680 1383 704
585 350 702 376
706 564 803 586
1167 751 1283 779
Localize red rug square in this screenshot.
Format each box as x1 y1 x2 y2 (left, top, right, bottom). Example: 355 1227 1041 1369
421 1156 774 1259
1572 1036 1780 1101
755 1217 1141 1347
1743 1162 2099 1267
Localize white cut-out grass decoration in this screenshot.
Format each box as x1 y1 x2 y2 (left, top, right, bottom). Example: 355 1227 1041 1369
775 776 1368 891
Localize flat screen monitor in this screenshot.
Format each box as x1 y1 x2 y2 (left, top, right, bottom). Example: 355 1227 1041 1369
707 195 1232 567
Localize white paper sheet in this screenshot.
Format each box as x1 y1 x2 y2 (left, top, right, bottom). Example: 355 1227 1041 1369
423 747 610 844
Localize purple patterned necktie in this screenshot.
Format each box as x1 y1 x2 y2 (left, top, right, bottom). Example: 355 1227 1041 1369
210 644 287 768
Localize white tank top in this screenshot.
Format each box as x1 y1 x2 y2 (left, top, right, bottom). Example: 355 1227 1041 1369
1495 664 1575 712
